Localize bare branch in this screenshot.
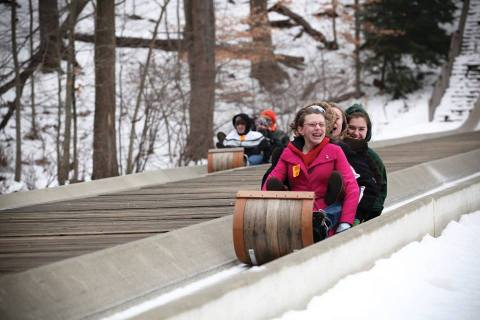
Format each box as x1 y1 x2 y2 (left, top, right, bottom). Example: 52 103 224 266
0 0 89 97
73 32 183 51
328 90 364 103
268 2 338 50
270 19 296 29
72 34 305 68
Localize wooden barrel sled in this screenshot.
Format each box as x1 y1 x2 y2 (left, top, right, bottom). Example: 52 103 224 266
233 190 315 266
207 147 245 173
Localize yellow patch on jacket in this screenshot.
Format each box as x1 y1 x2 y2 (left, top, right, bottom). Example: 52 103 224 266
292 164 300 178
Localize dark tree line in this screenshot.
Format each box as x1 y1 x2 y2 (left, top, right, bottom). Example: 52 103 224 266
361 0 456 98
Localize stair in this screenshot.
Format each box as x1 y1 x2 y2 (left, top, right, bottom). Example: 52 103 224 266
434 0 480 122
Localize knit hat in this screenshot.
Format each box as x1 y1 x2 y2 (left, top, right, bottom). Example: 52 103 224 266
260 109 277 131
345 103 372 142
232 113 252 134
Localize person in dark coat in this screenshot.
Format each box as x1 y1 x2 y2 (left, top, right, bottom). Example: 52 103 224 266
343 103 387 222
217 113 272 165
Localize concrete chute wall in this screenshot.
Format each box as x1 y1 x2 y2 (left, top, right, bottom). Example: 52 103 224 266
149 176 480 320
0 165 207 211
0 149 478 319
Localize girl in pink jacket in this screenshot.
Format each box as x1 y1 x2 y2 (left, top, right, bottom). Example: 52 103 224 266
263 103 359 241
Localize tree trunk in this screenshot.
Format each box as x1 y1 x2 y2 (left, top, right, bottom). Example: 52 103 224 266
56 71 62 183
11 3 22 182
183 0 216 163
28 0 38 138
59 1 76 185
72 68 79 182
331 0 338 45
92 0 119 179
39 0 61 71
354 0 361 97
249 0 288 91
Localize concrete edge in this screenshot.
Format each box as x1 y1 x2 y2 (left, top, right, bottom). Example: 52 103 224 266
458 97 480 132
142 176 480 320
0 165 207 211
0 149 479 319
369 128 461 149
384 148 480 206
0 214 235 320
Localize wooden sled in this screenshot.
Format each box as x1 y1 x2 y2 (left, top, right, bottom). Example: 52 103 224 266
207 147 245 173
233 190 315 266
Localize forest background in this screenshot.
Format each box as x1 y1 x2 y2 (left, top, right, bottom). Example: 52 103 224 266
0 0 459 194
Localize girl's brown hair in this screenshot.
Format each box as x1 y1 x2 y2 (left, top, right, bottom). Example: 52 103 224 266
290 101 335 136
329 102 347 138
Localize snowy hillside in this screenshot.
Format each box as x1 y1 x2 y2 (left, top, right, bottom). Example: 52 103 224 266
0 0 467 194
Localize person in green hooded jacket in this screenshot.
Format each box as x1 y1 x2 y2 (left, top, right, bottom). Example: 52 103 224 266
344 103 387 222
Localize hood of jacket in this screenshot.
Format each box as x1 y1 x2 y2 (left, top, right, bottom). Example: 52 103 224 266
232 113 252 134
345 103 372 142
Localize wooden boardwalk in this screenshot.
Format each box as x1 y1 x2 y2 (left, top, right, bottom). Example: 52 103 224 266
1 130 479 276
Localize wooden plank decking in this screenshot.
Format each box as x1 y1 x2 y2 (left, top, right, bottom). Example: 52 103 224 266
1 130 479 276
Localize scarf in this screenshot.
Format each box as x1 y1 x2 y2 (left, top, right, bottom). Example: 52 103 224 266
288 136 330 167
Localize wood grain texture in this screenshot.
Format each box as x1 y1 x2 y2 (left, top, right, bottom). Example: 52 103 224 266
232 198 248 264
235 194 311 265
207 148 245 173
1 131 479 274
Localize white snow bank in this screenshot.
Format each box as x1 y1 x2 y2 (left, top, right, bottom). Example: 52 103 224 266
276 211 480 320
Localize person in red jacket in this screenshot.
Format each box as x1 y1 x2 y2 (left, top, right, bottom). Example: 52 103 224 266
263 103 359 241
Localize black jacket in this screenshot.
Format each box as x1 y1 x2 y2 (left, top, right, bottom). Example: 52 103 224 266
338 137 382 221
261 136 384 221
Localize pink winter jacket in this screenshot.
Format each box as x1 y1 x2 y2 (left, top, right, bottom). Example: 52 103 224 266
263 142 359 225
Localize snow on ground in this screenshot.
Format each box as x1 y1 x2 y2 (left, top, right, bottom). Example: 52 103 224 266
275 210 480 320
365 89 462 141
0 0 466 194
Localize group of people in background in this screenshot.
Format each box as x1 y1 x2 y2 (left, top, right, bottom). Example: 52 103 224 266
216 109 289 165
216 102 387 242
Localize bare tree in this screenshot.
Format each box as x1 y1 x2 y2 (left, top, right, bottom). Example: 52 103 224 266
28 0 38 138
331 0 338 45
58 0 77 184
126 3 168 174
72 65 79 182
39 0 60 72
56 69 62 183
0 0 89 130
249 0 288 91
11 1 22 182
92 0 119 179
183 0 216 163
354 0 361 96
